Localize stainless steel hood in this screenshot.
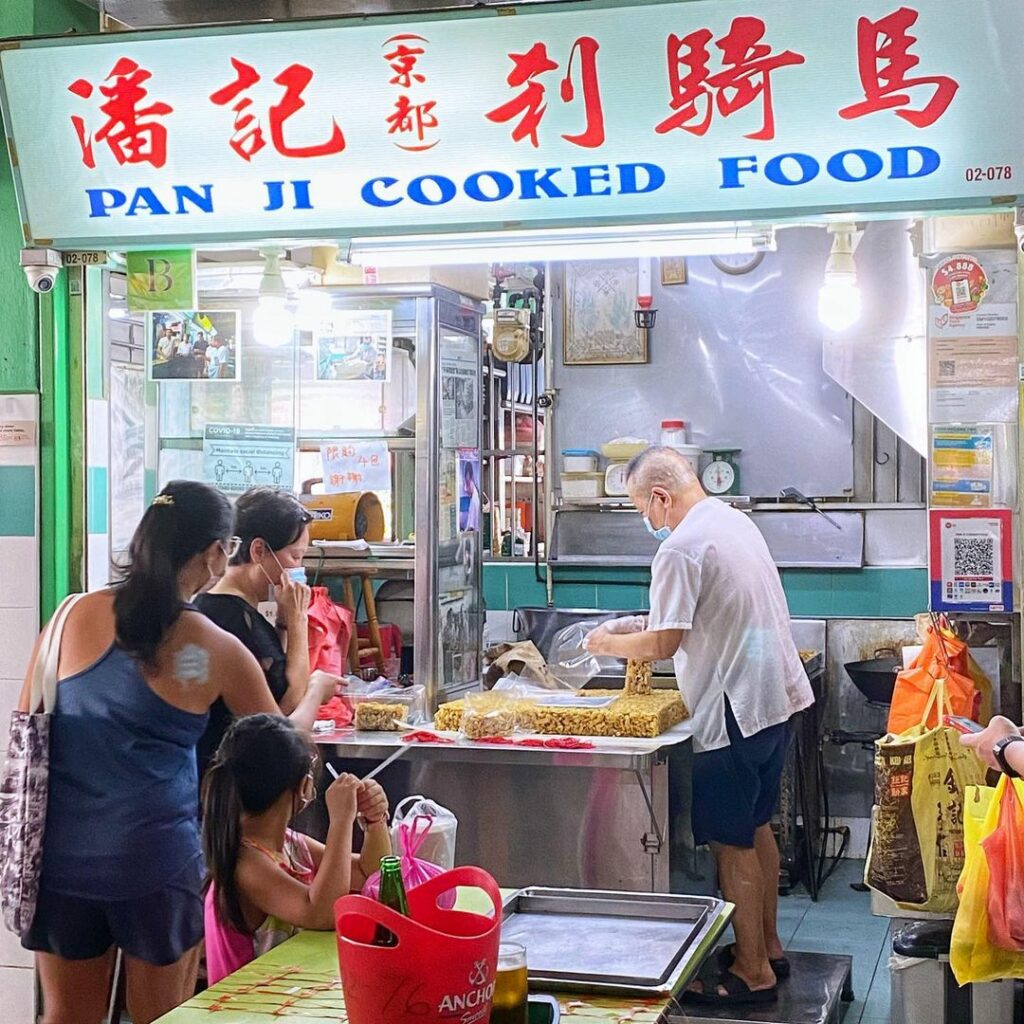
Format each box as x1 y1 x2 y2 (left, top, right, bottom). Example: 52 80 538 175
79 0 566 29
821 219 928 456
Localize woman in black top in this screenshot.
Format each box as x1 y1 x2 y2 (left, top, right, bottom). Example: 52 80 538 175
195 487 331 776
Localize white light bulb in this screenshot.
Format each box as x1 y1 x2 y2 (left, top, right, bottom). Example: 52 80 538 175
818 276 863 332
254 295 295 347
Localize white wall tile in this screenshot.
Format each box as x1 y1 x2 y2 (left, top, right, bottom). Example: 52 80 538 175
88 533 111 593
0 539 39 608
86 399 109 467
0 927 32 970
0 611 39 681
0 679 23 720
0 965 35 1021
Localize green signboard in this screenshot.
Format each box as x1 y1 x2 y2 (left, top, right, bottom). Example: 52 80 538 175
126 249 196 312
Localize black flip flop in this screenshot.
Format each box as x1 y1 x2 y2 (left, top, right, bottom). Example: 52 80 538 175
716 942 792 980
683 963 778 1007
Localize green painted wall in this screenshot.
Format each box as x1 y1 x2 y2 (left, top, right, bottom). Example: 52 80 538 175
0 1 99 394
483 563 929 620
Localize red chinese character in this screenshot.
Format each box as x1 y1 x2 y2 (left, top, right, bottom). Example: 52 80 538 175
839 6 959 128
384 34 427 88
68 57 174 169
656 17 805 140
387 96 440 151
210 59 346 160
486 37 605 148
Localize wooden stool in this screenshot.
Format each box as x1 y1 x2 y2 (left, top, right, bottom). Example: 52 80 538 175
338 570 386 675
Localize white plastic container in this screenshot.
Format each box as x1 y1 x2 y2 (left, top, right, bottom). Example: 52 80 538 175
561 472 605 499
562 449 599 473
605 463 629 496
671 444 702 474
660 420 688 446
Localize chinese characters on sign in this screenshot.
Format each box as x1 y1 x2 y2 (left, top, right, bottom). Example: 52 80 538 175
65 6 961 168
384 34 439 151
320 441 391 494
4 0 1014 245
209 58 347 160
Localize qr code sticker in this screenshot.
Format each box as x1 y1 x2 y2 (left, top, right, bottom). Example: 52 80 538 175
954 535 994 578
938 359 956 379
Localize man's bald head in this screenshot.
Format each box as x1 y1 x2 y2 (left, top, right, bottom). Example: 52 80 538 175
625 446 700 505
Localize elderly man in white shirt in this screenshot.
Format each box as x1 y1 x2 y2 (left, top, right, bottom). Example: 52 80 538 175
586 447 814 1009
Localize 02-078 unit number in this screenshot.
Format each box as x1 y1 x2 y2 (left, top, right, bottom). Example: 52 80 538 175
965 166 1013 182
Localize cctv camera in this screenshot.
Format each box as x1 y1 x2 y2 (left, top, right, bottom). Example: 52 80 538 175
20 248 62 294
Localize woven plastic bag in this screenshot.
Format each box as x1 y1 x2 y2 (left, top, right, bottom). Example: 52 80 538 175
361 815 455 910
951 778 1024 984
865 679 987 913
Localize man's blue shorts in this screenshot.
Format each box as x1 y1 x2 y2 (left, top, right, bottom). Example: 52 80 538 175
691 701 790 849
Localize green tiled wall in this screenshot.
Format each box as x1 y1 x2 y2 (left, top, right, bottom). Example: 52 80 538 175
0 466 36 536
87 466 108 534
484 563 929 619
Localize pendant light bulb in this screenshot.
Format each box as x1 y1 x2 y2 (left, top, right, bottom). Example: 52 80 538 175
818 225 862 332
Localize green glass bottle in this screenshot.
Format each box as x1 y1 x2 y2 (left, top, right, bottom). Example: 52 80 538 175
374 855 410 947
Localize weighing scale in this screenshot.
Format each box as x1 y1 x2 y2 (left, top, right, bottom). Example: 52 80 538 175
701 449 742 497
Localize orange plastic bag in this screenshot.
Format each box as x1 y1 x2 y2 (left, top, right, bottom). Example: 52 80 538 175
982 778 1024 951
887 625 977 735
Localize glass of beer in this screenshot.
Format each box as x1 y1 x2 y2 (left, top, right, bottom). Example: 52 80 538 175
490 942 528 1024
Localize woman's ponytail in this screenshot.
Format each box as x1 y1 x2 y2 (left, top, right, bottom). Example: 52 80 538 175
112 480 232 663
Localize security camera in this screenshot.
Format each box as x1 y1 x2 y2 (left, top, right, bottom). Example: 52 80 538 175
20 248 62 294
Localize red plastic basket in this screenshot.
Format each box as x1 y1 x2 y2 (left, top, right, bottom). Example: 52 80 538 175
335 866 502 1024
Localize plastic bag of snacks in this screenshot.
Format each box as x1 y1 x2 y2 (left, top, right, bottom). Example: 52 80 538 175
460 689 534 740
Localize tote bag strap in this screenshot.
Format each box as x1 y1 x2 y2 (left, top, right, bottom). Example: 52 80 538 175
920 676 954 730
28 593 84 715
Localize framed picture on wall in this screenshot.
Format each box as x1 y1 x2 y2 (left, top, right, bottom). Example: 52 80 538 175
147 310 240 382
660 257 687 285
563 260 648 365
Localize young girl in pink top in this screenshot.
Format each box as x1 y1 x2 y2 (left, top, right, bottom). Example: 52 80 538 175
201 714 391 984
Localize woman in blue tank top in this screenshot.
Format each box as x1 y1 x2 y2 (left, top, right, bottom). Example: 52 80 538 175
19 481 292 1024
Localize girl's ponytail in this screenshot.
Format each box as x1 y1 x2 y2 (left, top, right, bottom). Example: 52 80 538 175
202 754 247 934
202 715 313 933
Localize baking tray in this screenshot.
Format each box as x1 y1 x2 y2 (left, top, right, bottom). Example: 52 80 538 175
501 888 730 997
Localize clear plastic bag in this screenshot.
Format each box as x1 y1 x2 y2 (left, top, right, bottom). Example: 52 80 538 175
549 620 618 687
461 688 535 739
391 795 458 870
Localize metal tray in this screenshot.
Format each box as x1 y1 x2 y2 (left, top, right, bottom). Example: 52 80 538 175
501 887 730 998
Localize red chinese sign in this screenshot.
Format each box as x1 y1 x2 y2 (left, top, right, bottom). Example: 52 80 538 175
383 34 439 151
486 36 605 148
839 6 959 128
69 58 174 169
65 6 962 170
656 17 805 141
209 58 346 160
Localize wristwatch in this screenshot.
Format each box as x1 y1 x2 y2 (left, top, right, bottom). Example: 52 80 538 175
993 735 1024 779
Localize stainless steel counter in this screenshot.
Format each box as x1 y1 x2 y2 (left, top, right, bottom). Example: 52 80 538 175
311 724 710 895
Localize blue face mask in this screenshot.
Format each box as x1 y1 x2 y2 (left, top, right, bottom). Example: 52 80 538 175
644 493 672 542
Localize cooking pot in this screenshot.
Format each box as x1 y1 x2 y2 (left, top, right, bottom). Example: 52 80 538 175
844 648 901 706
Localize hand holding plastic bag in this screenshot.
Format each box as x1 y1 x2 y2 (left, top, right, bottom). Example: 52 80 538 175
361 815 455 909
550 620 619 686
